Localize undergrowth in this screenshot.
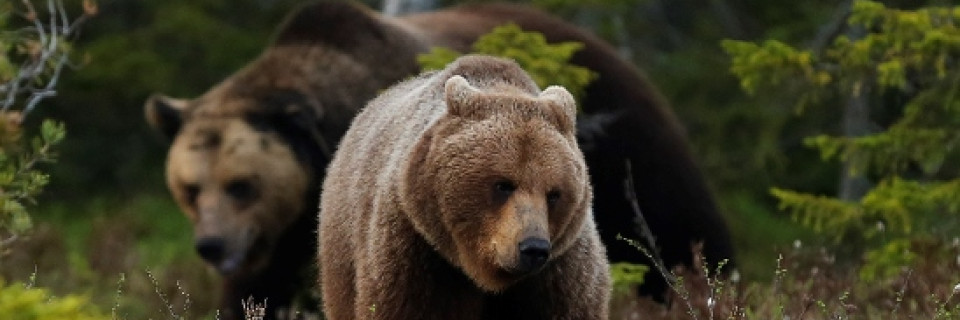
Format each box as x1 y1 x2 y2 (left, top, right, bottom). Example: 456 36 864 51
3 194 958 319
610 238 960 319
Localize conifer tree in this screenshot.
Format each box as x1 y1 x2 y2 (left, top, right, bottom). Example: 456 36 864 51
723 0 960 280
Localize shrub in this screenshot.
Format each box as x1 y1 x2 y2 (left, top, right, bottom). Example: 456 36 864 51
417 23 597 103
0 277 108 320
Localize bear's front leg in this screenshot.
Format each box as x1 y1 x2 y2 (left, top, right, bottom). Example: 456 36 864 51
353 212 485 320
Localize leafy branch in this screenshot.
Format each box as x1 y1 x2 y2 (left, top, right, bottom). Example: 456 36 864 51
0 0 94 250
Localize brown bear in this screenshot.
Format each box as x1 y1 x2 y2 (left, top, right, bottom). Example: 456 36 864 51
145 1 734 317
319 55 610 320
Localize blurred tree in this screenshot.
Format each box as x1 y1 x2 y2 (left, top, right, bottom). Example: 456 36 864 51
725 0 960 281
418 23 597 102
383 0 436 16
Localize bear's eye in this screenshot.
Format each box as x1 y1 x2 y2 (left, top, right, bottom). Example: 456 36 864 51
225 179 257 201
493 180 516 202
546 190 562 207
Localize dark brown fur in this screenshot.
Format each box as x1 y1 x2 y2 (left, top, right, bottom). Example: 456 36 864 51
320 55 609 320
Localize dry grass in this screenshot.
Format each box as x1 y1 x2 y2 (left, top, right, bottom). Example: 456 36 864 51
612 239 960 319
0 198 220 319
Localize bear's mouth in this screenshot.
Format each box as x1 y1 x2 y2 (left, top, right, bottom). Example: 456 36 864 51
216 251 248 275
215 235 270 277
498 264 541 279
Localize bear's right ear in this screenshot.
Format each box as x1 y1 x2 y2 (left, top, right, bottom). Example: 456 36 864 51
271 1 387 51
144 94 188 140
444 75 482 119
539 86 577 134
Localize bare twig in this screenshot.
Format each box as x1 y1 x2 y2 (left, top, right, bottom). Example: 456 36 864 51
622 159 670 279
0 0 94 120
242 297 268 320
621 159 699 319
890 269 911 320
0 234 19 249
112 273 126 320
146 269 181 320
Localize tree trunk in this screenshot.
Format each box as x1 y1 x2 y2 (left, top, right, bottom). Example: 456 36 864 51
382 0 435 16
837 6 874 202
839 81 874 201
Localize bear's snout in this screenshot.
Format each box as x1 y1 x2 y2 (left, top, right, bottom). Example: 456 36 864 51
516 237 550 274
195 237 226 265
195 236 249 275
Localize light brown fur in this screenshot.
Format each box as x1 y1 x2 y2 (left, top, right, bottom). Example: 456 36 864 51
319 55 610 320
166 117 310 275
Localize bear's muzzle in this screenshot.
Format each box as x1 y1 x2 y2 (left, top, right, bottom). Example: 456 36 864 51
515 237 550 274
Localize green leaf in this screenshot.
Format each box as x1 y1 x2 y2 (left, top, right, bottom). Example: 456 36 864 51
609 262 649 295
417 47 462 71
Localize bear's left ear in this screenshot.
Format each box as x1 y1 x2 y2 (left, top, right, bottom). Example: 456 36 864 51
144 94 189 141
444 75 481 119
539 86 577 134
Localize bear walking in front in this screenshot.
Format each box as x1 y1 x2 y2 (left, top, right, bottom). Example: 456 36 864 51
319 55 610 320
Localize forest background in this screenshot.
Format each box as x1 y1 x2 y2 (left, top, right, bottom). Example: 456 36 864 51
1 0 959 319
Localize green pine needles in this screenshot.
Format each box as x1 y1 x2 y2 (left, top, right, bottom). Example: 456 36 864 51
418 23 597 105
0 119 65 239
724 0 960 281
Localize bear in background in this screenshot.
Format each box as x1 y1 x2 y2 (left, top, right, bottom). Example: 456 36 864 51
145 1 735 317
320 55 610 320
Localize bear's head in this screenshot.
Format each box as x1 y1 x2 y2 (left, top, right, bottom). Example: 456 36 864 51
144 85 325 278
143 1 427 278
403 67 591 293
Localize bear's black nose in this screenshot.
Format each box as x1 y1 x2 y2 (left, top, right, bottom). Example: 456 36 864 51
195 237 225 264
516 237 550 274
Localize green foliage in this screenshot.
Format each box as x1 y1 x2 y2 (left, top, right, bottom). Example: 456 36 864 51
722 40 831 97
858 238 915 281
0 278 108 320
609 262 648 295
726 0 960 280
418 23 597 103
0 1 78 243
0 119 65 237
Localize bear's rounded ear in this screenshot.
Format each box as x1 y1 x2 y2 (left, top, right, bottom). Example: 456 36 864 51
539 86 577 134
444 75 480 118
144 94 188 141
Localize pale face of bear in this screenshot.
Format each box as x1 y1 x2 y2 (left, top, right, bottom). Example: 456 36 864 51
423 80 587 292
165 116 310 278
